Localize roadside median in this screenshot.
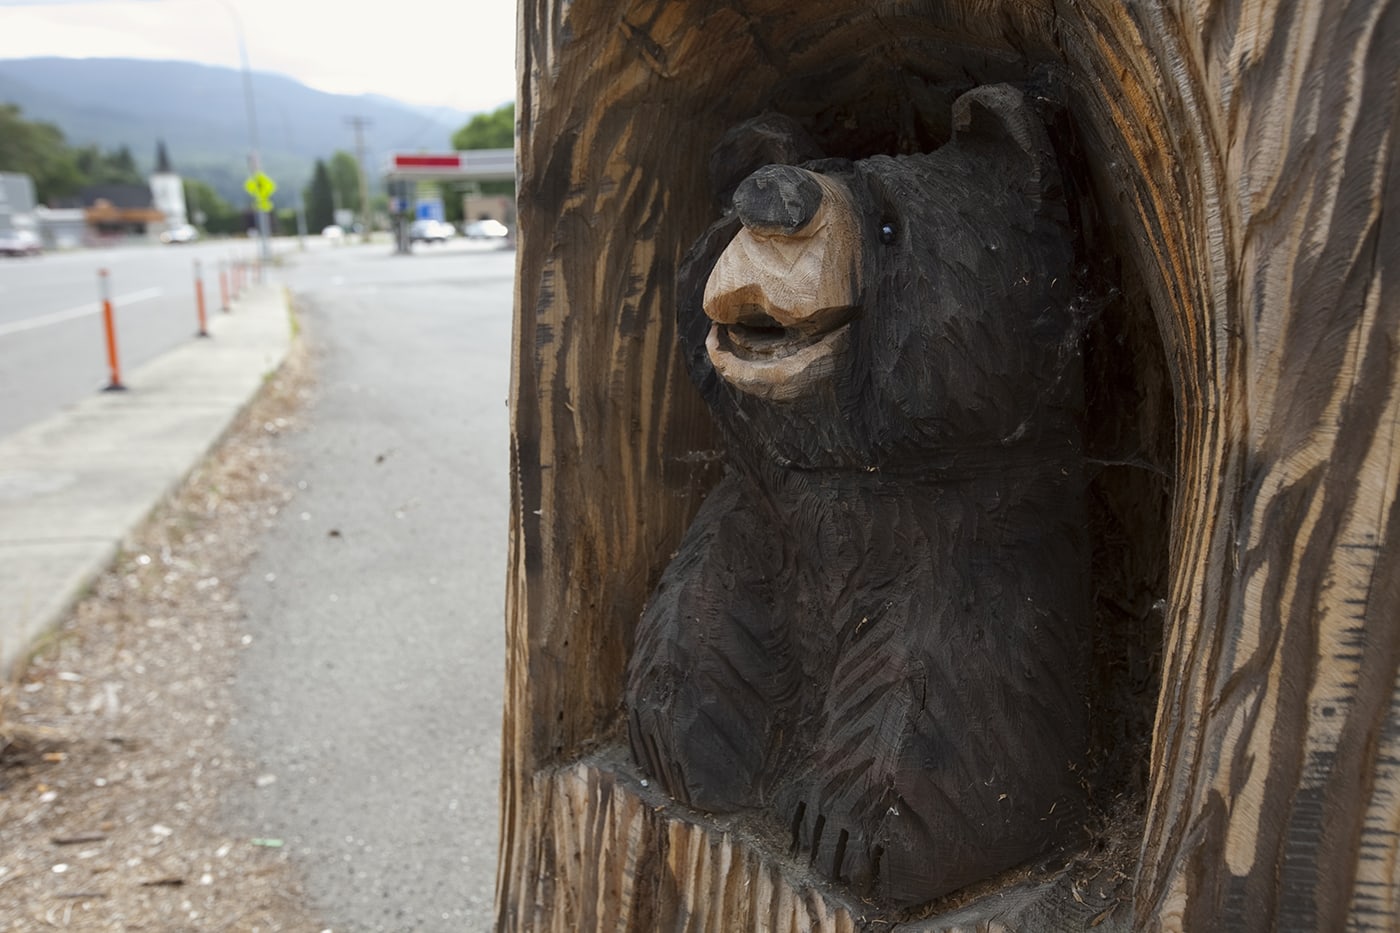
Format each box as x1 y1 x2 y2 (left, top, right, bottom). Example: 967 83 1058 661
0 284 293 675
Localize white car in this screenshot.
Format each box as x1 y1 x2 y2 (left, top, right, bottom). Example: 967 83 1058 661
410 219 454 244
467 218 512 238
160 224 199 244
464 219 509 240
0 229 41 256
321 224 345 242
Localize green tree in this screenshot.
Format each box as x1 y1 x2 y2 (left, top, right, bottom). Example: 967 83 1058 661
0 104 84 202
328 150 361 213
451 102 515 150
450 103 516 202
304 159 335 231
183 179 239 234
109 145 139 182
276 207 299 233
74 144 145 186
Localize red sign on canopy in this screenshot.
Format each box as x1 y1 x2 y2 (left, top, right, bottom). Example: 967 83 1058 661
392 154 464 170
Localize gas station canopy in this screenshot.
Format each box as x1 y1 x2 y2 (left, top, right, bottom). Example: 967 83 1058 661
384 149 516 183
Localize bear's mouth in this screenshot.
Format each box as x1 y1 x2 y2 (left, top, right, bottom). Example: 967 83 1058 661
705 303 857 402
713 305 857 361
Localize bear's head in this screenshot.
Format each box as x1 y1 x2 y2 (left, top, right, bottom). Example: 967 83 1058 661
678 85 1083 474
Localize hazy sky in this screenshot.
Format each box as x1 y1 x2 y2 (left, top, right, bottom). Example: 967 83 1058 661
0 0 517 116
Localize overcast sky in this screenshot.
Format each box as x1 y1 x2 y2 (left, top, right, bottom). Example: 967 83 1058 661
0 0 517 116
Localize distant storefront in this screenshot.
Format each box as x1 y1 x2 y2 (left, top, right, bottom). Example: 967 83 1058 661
80 184 164 237
7 142 191 245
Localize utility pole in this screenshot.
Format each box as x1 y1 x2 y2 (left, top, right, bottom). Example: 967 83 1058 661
346 116 374 244
231 12 272 261
295 191 307 250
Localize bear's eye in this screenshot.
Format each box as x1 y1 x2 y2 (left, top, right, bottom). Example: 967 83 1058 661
879 220 898 245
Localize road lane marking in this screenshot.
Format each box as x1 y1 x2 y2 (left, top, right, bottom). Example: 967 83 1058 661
0 288 165 338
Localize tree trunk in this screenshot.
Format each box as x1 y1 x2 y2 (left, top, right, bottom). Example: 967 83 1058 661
499 1 1400 929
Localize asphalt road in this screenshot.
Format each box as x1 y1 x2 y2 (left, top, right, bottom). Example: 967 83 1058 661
0 238 278 437
226 239 513 932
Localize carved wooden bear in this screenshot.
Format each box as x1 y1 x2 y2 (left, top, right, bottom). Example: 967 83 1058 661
626 85 1091 908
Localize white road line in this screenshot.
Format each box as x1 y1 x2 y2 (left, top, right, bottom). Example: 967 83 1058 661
0 287 165 338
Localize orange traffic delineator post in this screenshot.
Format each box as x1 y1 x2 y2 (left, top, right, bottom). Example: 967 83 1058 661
194 259 210 337
99 269 125 392
219 260 231 311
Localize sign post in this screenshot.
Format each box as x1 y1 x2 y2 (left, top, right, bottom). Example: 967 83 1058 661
244 171 276 260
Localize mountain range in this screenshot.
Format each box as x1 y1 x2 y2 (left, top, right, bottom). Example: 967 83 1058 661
0 57 485 204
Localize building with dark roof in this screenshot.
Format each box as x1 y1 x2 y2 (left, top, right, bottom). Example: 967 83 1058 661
79 183 162 235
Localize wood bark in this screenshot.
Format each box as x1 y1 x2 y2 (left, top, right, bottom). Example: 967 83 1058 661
500 1 1400 929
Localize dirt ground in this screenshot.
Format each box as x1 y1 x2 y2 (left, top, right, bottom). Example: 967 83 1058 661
0 341 331 931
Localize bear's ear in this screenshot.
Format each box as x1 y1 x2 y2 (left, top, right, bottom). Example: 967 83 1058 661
951 84 1059 199
709 113 825 209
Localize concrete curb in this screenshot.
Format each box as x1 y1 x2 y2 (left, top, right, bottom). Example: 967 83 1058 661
0 283 293 675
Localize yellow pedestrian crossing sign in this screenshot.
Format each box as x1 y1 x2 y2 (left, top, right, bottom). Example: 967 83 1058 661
244 172 276 211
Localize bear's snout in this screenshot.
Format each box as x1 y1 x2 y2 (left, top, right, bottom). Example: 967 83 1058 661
702 166 864 402
733 165 824 236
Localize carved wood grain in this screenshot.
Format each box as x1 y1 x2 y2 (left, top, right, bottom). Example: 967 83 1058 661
510 751 1127 933
502 0 1400 929
1053 3 1400 929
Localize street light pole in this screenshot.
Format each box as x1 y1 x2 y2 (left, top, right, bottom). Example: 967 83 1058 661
215 0 272 262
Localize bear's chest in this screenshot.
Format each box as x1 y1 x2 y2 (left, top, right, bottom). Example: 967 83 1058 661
734 468 1049 656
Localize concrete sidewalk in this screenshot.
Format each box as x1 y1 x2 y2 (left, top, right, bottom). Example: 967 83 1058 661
0 284 292 674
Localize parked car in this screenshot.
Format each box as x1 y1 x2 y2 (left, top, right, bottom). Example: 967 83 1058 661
321 224 344 242
464 219 509 240
0 229 41 257
160 223 199 244
410 219 454 244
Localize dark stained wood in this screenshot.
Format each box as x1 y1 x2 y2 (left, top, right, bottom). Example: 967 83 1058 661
501 1 1400 929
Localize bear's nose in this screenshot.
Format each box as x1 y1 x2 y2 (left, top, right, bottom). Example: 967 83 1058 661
733 165 824 236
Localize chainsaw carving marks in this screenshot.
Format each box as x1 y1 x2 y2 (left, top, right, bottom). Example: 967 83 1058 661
626 85 1093 909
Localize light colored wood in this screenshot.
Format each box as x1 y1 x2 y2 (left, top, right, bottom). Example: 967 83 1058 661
502 1 1400 929
506 753 1126 932
702 172 863 328
529 759 863 933
701 170 862 401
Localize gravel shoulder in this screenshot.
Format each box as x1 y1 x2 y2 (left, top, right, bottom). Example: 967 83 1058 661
0 338 325 931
